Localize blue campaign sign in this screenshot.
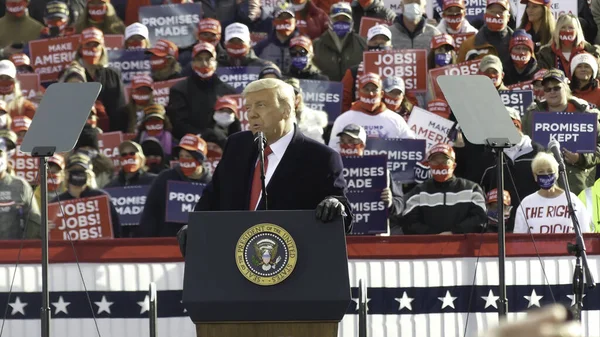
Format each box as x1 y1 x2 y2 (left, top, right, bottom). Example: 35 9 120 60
531 112 598 153
342 155 387 190
165 181 206 223
433 0 486 22
107 49 151 84
298 80 343 123
216 67 262 94
104 185 150 227
139 3 202 48
363 138 427 183
347 189 388 235
499 90 534 117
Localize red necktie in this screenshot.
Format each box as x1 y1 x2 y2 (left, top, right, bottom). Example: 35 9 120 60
249 146 272 210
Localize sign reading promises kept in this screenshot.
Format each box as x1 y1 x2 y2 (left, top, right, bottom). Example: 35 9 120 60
49 195 114 241
531 112 598 153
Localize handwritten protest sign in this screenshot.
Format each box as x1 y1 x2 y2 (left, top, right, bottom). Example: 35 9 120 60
364 138 426 183
49 195 114 240
8 145 38 184
451 32 476 50
105 185 150 227
29 35 79 82
98 131 123 173
216 67 262 94
225 94 249 131
348 190 388 235
358 17 389 39
532 112 598 153
108 49 151 84
428 59 481 99
407 106 455 152
104 34 124 51
298 80 343 122
17 73 40 100
165 181 206 223
364 49 428 92
139 3 202 48
499 90 534 117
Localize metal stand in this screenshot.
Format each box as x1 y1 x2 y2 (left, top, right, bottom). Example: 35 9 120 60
358 279 367 337
486 138 512 319
149 282 157 337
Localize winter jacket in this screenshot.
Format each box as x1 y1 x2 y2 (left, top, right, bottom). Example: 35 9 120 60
523 97 600 195
166 73 236 140
401 176 487 234
137 165 212 237
388 14 441 52
217 49 273 68
105 169 157 188
80 64 126 132
573 80 600 109
74 3 125 34
286 63 329 81
578 0 598 44
50 187 122 238
536 41 600 79
0 12 44 49
350 0 396 33
253 29 301 72
592 0 600 45
503 57 540 86
313 29 366 82
0 173 40 239
294 0 330 40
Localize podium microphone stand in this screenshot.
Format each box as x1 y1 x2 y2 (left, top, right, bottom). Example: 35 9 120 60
20 83 102 337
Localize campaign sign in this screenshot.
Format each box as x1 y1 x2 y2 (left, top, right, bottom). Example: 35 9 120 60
250 32 268 48
347 189 388 235
98 131 124 173
165 181 206 223
17 73 41 100
364 50 428 92
216 67 262 94
104 185 150 227
364 138 426 183
205 157 220 176
151 78 184 106
428 59 481 99
514 0 577 24
407 106 455 152
108 49 151 84
507 80 534 91
358 17 389 39
29 35 79 82
224 94 249 131
342 155 387 190
431 0 486 21
8 145 38 184
499 90 534 117
49 195 114 241
104 35 124 51
139 3 203 48
451 32 476 50
298 80 343 122
531 112 598 153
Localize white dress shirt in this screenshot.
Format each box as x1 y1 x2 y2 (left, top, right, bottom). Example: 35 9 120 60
253 128 294 209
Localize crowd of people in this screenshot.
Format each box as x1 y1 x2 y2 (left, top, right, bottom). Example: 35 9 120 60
0 0 599 239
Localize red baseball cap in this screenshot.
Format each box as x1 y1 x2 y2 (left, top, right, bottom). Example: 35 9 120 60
131 74 153 90
11 116 32 133
443 0 465 10
214 96 238 113
486 0 510 9
80 27 104 45
9 53 30 67
430 34 455 50
358 72 382 88
148 39 179 59
176 134 207 162
48 153 65 169
192 41 216 58
428 143 455 161
197 18 221 35
427 99 451 119
486 188 511 206
520 0 551 6
290 35 313 54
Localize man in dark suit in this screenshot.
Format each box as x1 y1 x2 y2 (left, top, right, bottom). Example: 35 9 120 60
177 78 352 255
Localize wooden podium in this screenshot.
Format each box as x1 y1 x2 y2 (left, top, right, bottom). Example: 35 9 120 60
183 210 351 337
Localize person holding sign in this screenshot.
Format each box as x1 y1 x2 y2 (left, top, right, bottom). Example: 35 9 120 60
147 39 182 82
286 35 328 81
219 22 272 68
105 140 157 188
34 154 66 208
517 0 555 52
479 54 509 90
401 143 487 235
514 152 593 234
388 0 441 52
39 1 76 39
50 153 122 237
124 22 150 50
506 29 541 85
138 134 211 237
329 72 415 151
73 0 125 35
253 2 300 72
428 33 457 69
436 0 478 35
569 52 600 108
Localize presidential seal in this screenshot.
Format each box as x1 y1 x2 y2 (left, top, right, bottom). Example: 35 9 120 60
235 223 297 286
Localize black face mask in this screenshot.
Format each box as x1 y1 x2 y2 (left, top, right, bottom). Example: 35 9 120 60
368 44 392 51
49 26 61 37
68 170 87 187
147 163 164 174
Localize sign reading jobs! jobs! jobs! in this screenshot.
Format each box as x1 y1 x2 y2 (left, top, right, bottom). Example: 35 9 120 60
363 49 428 92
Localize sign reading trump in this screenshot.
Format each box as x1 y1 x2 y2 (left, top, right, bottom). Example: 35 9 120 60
49 195 114 241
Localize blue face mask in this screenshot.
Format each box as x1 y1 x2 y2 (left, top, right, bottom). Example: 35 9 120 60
434 53 452 67
332 21 352 38
487 209 510 224
537 174 556 190
291 56 308 70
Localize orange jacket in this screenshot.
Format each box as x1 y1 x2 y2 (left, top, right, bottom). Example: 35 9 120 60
456 35 498 63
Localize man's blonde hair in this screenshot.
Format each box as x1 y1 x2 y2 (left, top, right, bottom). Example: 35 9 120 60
243 78 296 118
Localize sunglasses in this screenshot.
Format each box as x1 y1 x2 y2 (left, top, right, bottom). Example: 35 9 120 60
290 49 308 57
120 152 137 157
543 86 562 93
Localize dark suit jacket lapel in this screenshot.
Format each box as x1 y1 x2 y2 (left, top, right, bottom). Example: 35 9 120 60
240 134 259 210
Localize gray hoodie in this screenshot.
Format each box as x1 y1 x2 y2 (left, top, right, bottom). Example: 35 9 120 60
0 173 41 239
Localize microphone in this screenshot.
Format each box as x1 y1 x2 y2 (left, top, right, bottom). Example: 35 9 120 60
548 140 565 171
255 131 266 153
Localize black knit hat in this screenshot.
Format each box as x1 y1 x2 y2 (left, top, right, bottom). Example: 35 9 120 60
141 137 164 158
259 63 282 79
75 124 99 150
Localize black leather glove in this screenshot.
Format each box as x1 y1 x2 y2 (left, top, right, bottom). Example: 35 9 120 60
316 197 346 222
177 225 188 258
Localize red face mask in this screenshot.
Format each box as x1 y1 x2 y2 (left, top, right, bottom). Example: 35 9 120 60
120 154 139 173
443 14 463 31
340 143 365 157
358 91 381 112
484 13 505 32
179 157 199 177
383 94 402 111
88 3 107 22
430 163 454 182
511 51 531 68
145 120 164 136
273 18 295 37
559 30 576 47
358 0 373 8
131 90 150 106
81 46 102 65
225 42 248 59
6 1 26 17
126 40 145 50
193 64 215 79
150 55 168 71
0 80 15 95
48 173 63 191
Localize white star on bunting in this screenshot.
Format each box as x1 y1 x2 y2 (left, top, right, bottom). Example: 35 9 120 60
51 296 71 315
524 289 543 308
438 290 457 309
566 294 586 307
9 297 27 316
138 295 150 314
481 289 499 309
395 291 414 311
94 295 114 315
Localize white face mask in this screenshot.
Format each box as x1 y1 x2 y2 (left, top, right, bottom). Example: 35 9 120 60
0 114 7 129
213 112 235 127
403 3 422 22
